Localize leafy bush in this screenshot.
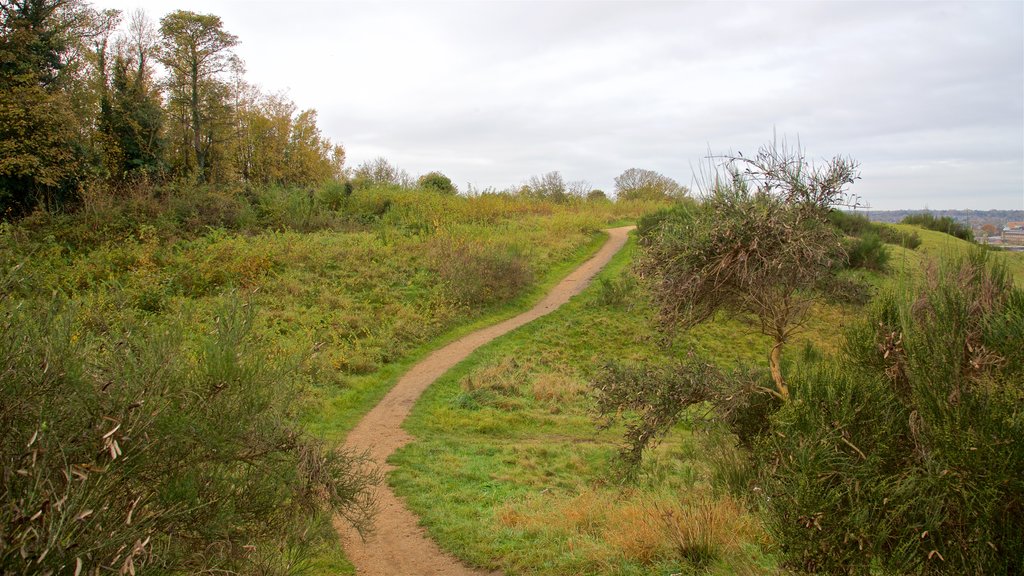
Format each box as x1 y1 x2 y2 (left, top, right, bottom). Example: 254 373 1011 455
417 171 458 195
829 210 921 251
878 225 922 249
759 249 1023 574
428 236 533 308
0 297 377 575
845 231 890 271
828 209 875 237
901 212 974 242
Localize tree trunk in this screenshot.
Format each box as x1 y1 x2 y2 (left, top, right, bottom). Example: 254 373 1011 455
190 63 203 179
769 340 789 401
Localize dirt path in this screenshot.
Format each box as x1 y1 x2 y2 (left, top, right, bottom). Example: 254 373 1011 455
334 226 634 576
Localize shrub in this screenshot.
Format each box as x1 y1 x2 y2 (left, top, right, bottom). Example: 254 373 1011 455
759 249 1023 574
417 171 458 195
901 212 974 242
828 209 874 237
878 225 922 249
316 179 349 210
0 297 377 575
428 236 533 308
845 231 890 271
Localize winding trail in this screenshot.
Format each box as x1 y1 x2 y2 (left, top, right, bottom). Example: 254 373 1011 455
334 226 635 576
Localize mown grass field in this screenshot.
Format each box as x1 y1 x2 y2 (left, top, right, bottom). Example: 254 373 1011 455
387 222 1015 575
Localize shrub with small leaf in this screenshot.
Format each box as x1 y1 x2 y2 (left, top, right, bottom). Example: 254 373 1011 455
759 249 1023 574
0 297 377 575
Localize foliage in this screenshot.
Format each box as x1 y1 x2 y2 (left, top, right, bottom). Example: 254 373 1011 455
157 9 238 182
844 231 890 271
417 170 457 194
760 249 1023 574
636 140 858 398
522 171 570 203
829 209 922 251
1 2 347 217
350 156 409 190
594 359 721 469
901 211 974 242
428 235 533 307
614 167 687 201
0 296 377 575
0 0 98 216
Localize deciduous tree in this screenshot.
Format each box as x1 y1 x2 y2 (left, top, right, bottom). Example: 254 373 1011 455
157 10 237 182
614 167 686 201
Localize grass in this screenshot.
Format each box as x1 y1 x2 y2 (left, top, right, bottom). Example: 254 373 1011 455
387 221 990 574
388 233 827 575
0 187 667 574
887 224 1024 286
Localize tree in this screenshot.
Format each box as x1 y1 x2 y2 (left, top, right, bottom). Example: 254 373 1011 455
350 157 407 189
157 10 238 182
614 167 686 201
523 171 567 202
98 10 163 180
636 141 858 399
417 171 457 194
283 108 344 186
0 0 98 215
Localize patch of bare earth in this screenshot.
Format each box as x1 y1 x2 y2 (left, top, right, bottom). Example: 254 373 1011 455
334 226 634 576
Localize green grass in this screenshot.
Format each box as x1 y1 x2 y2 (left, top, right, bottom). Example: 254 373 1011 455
390 234 794 575
0 188 668 574
887 224 1024 286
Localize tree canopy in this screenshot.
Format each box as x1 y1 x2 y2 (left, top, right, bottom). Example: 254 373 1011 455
614 167 687 201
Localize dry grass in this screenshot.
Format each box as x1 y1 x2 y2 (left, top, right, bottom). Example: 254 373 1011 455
460 356 529 394
530 372 587 403
497 488 766 571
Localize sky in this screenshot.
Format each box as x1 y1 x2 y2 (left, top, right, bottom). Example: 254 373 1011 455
97 0 1024 210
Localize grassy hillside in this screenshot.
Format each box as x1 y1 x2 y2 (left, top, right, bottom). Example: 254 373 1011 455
389 233 864 575
886 224 1024 286
0 186 665 574
388 218 1022 575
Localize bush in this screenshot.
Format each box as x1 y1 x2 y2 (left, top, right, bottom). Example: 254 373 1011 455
829 210 921 250
878 225 922 249
845 231 890 271
0 297 377 575
417 171 457 195
428 236 533 307
901 212 974 242
759 249 1023 574
828 209 874 237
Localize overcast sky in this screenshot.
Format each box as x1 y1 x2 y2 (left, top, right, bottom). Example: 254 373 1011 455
98 0 1023 209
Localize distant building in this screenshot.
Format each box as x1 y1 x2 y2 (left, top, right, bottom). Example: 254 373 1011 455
1003 223 1024 246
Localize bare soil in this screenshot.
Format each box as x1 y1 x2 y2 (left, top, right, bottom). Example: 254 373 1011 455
334 226 634 575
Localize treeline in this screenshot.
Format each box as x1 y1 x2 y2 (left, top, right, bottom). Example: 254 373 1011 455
0 0 343 218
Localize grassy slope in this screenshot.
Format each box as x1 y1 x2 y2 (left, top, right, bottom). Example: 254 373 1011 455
0 192 665 575
886 224 1024 286
390 235 859 575
387 225 999 575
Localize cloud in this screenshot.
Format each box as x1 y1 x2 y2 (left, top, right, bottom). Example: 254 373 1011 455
98 0 1024 208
